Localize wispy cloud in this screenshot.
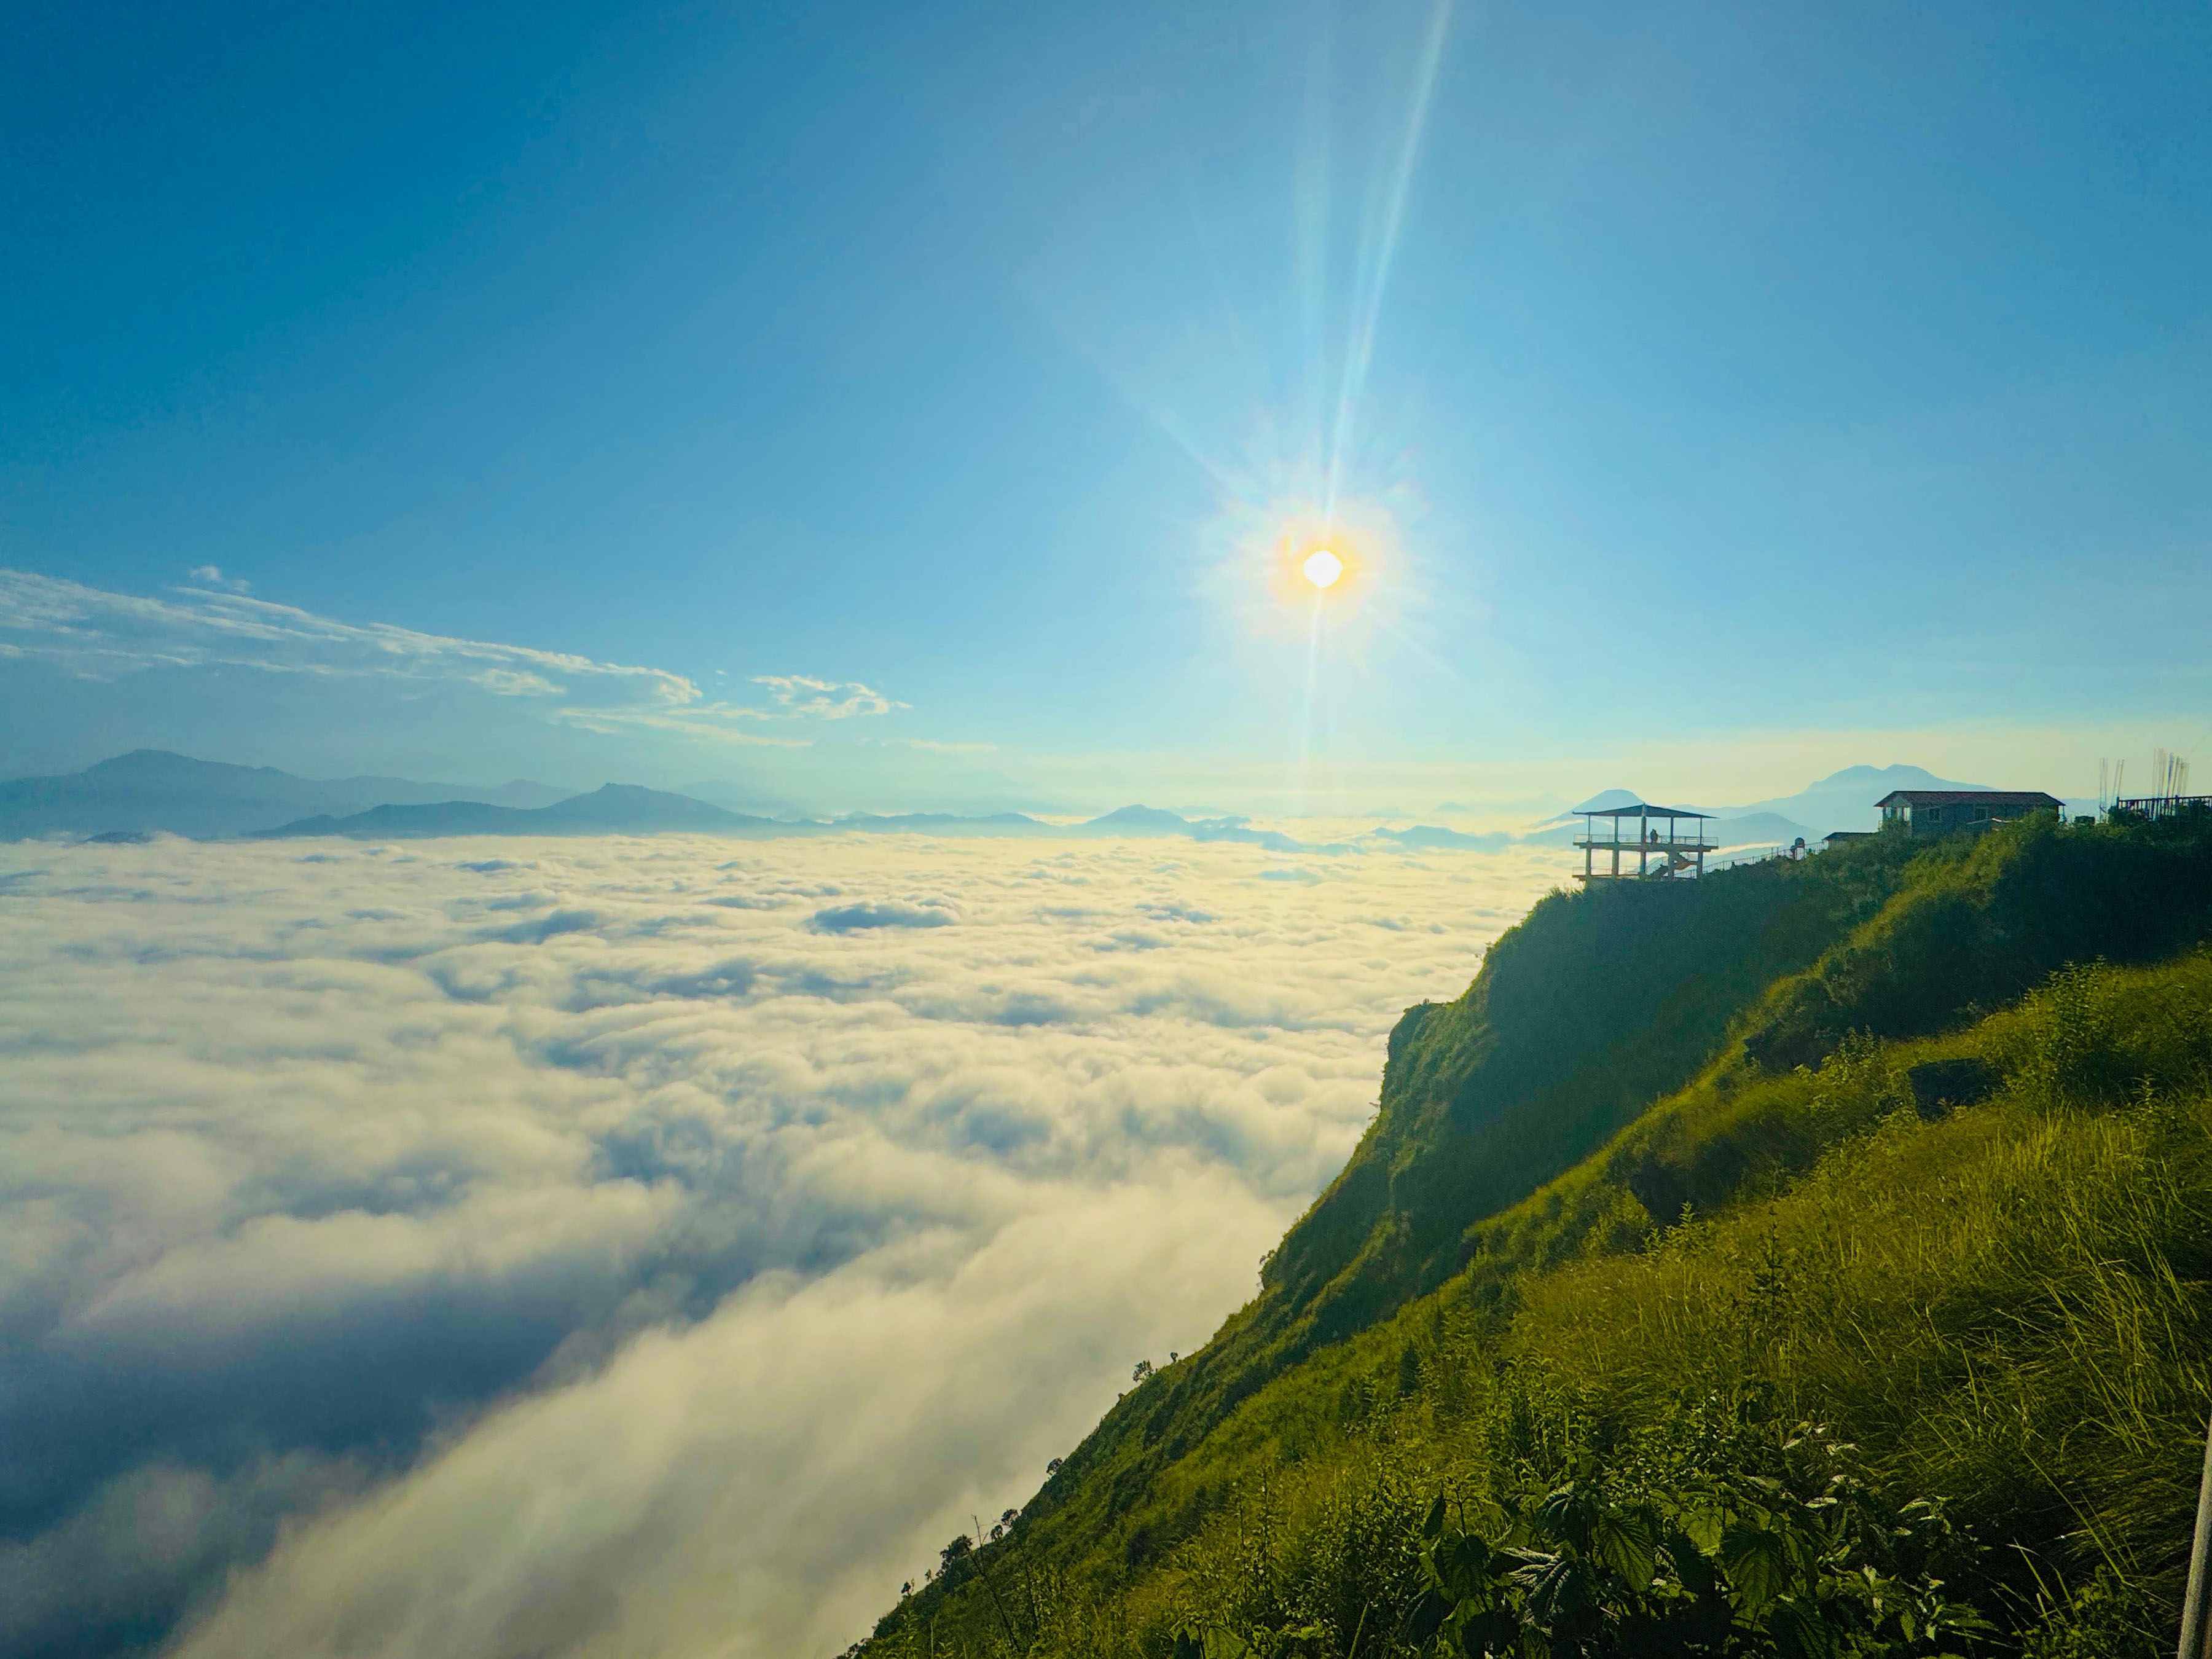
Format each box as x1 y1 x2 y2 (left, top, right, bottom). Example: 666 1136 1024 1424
548 700 810 747
751 674 907 720
0 568 696 700
0 569 903 747
469 667 565 697
185 565 253 594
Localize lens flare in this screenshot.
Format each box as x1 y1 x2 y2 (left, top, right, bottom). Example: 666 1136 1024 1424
1302 549 1344 589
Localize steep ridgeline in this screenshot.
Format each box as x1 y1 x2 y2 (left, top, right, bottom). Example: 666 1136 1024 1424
866 812 2212 1657
1263 843 1913 1346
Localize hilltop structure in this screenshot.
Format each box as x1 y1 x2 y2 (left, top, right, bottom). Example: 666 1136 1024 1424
1877 790 2061 839
1574 802 1715 880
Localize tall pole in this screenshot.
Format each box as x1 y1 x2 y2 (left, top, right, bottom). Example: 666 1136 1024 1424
2180 1408 2212 1659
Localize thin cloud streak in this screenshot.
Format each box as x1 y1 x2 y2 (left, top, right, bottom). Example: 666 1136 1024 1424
0 569 900 745
751 675 908 720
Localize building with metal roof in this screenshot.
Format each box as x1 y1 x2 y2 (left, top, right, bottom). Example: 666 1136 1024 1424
1875 790 2062 839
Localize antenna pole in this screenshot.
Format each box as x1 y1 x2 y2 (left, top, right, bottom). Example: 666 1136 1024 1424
2179 1407 2212 1659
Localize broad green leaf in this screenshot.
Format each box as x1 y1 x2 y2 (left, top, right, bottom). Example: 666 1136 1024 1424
1534 1483 1593 1551
1590 1508 1658 1589
1513 1551 1590 1627
1405 1586 1449 1644
1720 1526 1792 1617
1436 1531 1498 1596
1677 1499 1726 1557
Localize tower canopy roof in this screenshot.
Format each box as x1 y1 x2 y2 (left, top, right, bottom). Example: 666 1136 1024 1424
1579 802 1711 820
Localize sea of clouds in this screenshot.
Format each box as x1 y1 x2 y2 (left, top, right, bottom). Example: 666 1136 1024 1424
0 832 1560 1658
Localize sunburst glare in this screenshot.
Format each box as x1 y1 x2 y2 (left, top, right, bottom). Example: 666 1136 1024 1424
1028 0 1461 814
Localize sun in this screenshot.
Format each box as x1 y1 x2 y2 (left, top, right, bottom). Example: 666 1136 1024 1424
1301 548 1344 589
1256 520 1375 615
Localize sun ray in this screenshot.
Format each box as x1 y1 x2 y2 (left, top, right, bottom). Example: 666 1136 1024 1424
1325 0 1453 517
1292 587 1327 815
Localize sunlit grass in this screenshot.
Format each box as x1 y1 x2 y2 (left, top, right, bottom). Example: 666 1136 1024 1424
868 943 2212 1656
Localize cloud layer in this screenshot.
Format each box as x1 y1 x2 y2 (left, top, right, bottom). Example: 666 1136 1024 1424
0 569 898 747
0 832 1559 1657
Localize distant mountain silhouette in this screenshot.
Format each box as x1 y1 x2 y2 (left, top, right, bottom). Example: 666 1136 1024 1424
1077 804 1194 833
1533 766 2012 845
0 758 1317 847
256 791 1348 849
257 783 799 840
1568 788 1651 814
1070 804 1309 851
0 750 574 841
1705 810 1822 847
11 750 2009 852
1540 790 1725 830
295 771 568 810
1726 764 1990 836
1368 825 1513 851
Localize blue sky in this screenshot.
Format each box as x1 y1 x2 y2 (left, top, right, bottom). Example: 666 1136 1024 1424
4 1 2208 812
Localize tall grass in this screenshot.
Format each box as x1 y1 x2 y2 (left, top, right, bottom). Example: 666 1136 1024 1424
866 950 2212 1657
1518 1092 2212 1607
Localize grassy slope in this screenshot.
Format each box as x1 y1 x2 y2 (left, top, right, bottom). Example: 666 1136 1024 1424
1269 839 1913 1341
1110 948 2212 1655
865 815 2212 1655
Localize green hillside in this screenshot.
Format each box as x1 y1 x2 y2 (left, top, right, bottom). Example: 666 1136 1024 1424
861 812 2212 1657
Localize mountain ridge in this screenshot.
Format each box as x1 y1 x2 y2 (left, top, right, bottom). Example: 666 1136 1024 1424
254 782 796 841
0 748 571 840
863 810 2212 1656
7 750 2063 855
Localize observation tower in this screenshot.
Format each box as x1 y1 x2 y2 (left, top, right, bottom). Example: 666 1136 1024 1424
1574 803 1715 881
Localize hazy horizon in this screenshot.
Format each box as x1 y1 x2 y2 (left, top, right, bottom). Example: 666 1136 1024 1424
0 699 2157 825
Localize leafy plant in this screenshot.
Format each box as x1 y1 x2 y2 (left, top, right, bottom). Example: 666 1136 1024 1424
1408 1415 1991 1657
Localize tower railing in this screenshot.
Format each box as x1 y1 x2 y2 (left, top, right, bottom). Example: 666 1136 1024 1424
1574 806 1715 882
